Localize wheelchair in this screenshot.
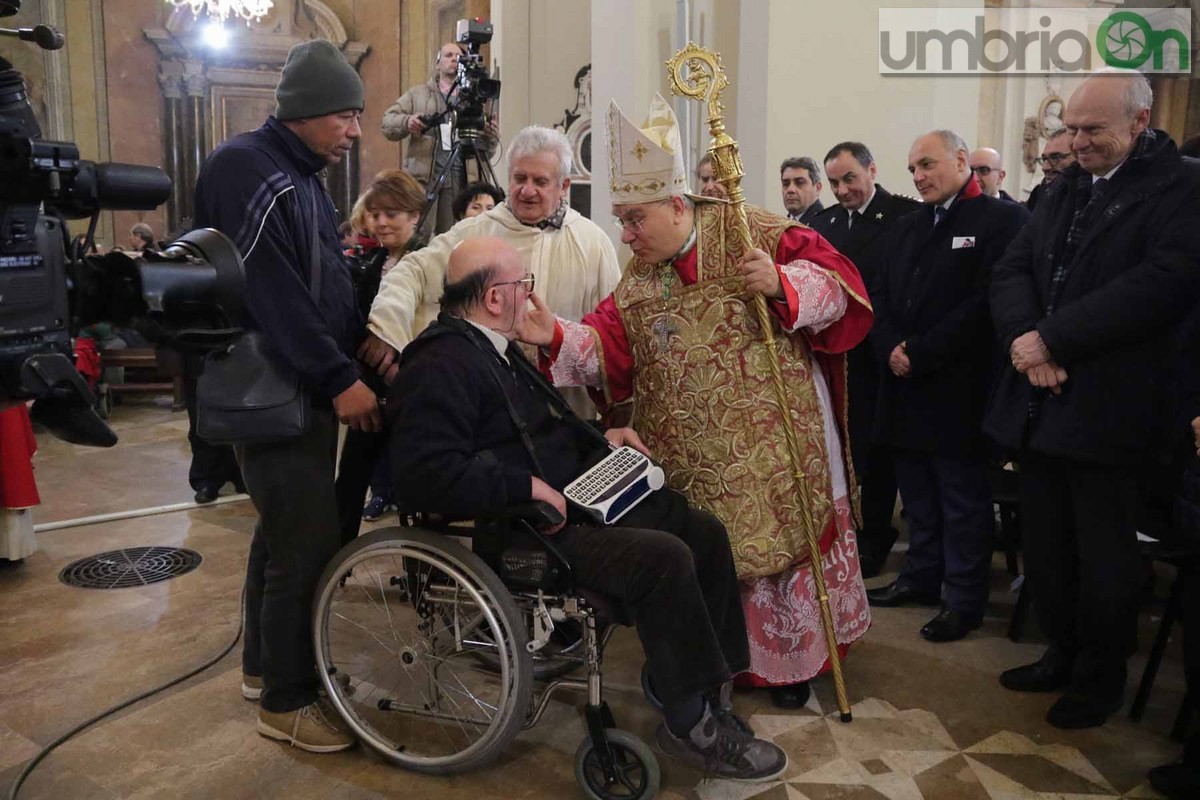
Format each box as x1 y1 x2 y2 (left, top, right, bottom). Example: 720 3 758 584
312 503 662 800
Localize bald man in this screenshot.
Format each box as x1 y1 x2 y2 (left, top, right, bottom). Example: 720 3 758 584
385 237 788 782
987 70 1200 729
968 147 1014 202
868 130 1028 643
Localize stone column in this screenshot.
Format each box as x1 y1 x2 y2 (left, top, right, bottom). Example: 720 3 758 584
182 63 208 227
158 65 185 233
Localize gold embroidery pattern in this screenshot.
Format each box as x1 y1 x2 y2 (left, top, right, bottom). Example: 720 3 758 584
610 178 668 196
614 203 836 579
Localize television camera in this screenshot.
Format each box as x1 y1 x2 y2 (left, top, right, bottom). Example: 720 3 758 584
417 17 501 144
1 0 245 448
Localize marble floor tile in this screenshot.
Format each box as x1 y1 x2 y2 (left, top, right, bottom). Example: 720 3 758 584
2 404 1190 799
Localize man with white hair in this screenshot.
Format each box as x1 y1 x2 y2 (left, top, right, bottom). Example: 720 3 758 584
361 125 620 416
520 95 874 710
867 129 1028 643
987 70 1200 729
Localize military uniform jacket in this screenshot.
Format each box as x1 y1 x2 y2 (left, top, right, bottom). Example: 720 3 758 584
809 185 921 289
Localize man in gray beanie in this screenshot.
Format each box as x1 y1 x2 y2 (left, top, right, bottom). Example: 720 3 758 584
191 38 375 753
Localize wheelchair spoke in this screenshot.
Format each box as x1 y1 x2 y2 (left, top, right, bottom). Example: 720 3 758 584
372 563 404 651
346 563 404 645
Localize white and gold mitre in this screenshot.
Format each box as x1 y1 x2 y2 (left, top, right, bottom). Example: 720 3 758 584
607 94 688 205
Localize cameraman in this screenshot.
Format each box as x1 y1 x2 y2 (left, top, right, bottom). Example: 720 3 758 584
381 42 499 235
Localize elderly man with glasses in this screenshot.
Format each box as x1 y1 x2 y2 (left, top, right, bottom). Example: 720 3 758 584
518 95 874 710
987 70 1200 730
386 236 790 782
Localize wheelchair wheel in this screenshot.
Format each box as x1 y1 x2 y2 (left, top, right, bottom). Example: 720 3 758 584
640 662 664 712
574 728 660 800
313 527 533 775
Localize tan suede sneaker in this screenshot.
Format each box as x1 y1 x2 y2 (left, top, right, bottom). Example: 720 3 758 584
241 674 263 701
257 699 356 753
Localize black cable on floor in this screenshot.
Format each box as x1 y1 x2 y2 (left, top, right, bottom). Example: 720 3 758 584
7 586 245 800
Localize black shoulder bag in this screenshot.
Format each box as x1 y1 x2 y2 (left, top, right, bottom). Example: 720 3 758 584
196 190 322 445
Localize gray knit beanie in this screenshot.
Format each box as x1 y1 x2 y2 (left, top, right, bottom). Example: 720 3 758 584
275 39 364 121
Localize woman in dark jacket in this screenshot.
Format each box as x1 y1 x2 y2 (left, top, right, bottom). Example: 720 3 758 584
336 170 425 539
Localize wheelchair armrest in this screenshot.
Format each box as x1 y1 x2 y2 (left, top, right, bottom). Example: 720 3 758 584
479 502 574 591
486 501 565 528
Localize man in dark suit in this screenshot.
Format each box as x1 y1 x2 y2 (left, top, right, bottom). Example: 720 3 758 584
779 156 825 223
810 141 921 577
866 129 1030 642
985 71 1200 730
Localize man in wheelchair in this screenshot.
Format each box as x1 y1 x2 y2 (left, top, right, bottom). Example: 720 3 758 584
385 236 789 782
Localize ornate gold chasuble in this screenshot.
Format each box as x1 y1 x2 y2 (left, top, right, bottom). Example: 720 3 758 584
613 201 837 579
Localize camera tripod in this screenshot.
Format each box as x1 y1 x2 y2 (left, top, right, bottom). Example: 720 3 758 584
416 118 500 235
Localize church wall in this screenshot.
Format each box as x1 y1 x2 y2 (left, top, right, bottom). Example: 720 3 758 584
492 0 591 176
590 0 737 252
10 1 404 246
334 0 403 185
973 2 1096 202
102 0 168 243
978 70 1087 202
747 0 983 212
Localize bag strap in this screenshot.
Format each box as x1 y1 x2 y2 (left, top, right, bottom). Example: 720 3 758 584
469 334 551 481
308 186 322 303
507 345 611 450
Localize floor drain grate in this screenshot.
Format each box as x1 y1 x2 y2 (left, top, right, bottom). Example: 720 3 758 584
59 546 202 589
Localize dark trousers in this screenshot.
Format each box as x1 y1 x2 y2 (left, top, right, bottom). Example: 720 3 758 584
1184 568 1200 764
858 443 899 544
237 410 342 713
552 501 748 708
334 427 390 547
1018 451 1141 698
848 344 897 561
182 360 242 492
893 448 994 616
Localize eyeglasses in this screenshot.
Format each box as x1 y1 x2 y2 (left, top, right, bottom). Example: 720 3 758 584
492 273 536 293
613 199 671 232
1039 152 1073 166
972 166 995 176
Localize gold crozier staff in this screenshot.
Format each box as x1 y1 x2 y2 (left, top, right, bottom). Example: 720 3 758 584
666 42 853 722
